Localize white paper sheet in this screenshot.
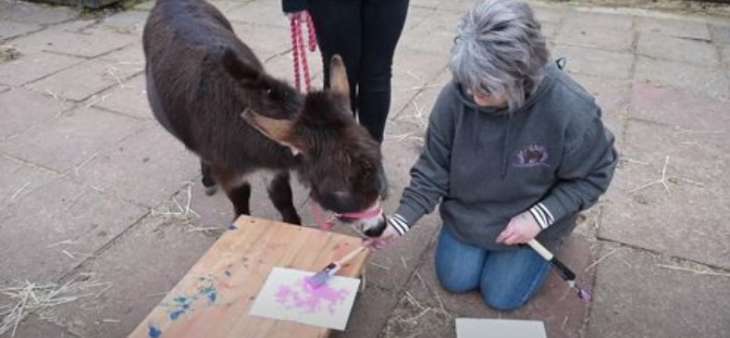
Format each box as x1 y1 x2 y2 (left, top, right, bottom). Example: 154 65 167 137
249 267 360 331
456 318 547 338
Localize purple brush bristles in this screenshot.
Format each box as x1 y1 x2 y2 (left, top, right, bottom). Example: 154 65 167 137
305 263 337 288
577 287 592 303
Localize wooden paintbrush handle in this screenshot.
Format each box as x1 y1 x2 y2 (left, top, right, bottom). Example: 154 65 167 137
334 246 367 267
527 239 554 261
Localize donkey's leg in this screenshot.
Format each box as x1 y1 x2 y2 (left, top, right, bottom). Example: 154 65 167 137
267 171 301 225
200 160 218 196
213 167 252 218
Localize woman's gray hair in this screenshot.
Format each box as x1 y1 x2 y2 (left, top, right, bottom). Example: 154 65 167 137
450 0 549 111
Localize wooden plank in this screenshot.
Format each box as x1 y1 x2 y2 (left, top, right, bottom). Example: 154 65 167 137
128 215 368 338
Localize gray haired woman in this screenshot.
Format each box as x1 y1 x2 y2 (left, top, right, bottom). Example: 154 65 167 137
365 0 618 310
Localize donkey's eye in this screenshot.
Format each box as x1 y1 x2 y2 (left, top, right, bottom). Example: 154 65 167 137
265 88 272 96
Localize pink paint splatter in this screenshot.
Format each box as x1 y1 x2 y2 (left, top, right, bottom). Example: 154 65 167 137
274 278 349 314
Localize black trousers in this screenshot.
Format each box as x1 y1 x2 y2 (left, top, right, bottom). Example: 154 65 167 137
308 0 409 143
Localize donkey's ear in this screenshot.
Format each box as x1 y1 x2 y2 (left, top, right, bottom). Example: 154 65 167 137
329 55 350 103
222 48 263 86
241 108 302 155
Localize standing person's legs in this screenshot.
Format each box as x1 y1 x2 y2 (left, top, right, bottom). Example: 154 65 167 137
435 226 488 293
307 0 362 113
479 246 552 311
359 0 409 142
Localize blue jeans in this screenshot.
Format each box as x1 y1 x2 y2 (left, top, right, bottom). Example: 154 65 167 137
435 226 552 311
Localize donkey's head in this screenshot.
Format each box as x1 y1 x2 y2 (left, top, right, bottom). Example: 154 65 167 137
222 50 386 216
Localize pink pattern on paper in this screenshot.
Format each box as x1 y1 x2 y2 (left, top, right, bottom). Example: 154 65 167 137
275 278 349 314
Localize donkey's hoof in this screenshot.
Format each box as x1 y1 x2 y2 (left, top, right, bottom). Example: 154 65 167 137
204 185 218 196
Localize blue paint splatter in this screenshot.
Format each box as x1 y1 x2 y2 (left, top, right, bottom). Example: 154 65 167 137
224 270 231 277
228 223 238 230
148 325 162 338
200 286 217 304
170 309 185 320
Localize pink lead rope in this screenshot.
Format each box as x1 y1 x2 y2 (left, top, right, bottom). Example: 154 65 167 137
290 11 317 93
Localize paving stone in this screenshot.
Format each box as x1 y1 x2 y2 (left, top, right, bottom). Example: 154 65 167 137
410 0 441 9
27 56 143 102
226 1 289 28
630 81 729 130
587 246 730 338
553 44 634 80
332 285 402 338
0 84 8 93
637 32 718 66
132 0 154 11
1 107 146 173
0 155 60 212
437 0 477 13
634 56 729 101
0 176 147 282
9 26 136 58
0 51 82 86
230 21 293 61
93 74 152 119
561 11 633 31
28 211 218 338
402 6 437 32
73 123 199 208
709 23 730 45
720 44 730 66
636 16 711 41
98 10 149 36
384 234 595 338
531 4 567 24
0 87 72 142
399 10 461 55
600 119 730 269
556 21 634 52
0 0 78 25
0 20 42 41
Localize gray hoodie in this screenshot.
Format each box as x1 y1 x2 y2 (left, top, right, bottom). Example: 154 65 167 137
393 63 618 250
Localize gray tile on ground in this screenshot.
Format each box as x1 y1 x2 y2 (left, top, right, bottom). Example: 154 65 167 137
262 51 324 89
0 155 60 212
556 21 634 52
226 1 289 28
73 123 199 208
0 51 82 86
0 21 42 41
398 10 461 55
630 82 729 130
1 107 146 173
0 315 77 338
230 21 292 62
531 4 567 24
402 6 437 32
98 10 149 36
410 0 440 9
437 0 478 13
709 23 730 45
634 56 729 101
208 0 248 13
384 234 595 338
719 44 730 65
0 84 8 93
0 87 72 141
392 46 449 98
0 0 78 25
27 56 143 102
587 246 730 338
9 24 136 58
637 32 718 66
0 176 147 282
571 74 630 146
553 44 634 80
31 211 218 338
636 16 711 41
132 0 154 11
332 285 402 338
560 11 633 30
93 74 151 119
600 119 730 269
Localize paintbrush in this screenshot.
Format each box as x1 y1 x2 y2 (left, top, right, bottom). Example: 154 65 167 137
527 239 592 303
305 246 367 288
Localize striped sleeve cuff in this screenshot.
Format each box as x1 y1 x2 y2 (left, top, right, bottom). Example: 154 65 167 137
528 202 555 230
387 213 410 236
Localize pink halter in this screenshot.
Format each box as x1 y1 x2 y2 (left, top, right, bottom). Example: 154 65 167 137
309 200 383 231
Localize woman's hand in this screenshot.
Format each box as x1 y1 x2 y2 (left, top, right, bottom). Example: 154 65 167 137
496 211 541 245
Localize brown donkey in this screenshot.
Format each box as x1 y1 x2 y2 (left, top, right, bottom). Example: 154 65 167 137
143 0 386 227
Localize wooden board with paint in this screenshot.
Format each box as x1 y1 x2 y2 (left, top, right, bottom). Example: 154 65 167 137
128 215 369 338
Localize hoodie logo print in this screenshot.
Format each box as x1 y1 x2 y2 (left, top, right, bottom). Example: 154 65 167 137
514 144 549 167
